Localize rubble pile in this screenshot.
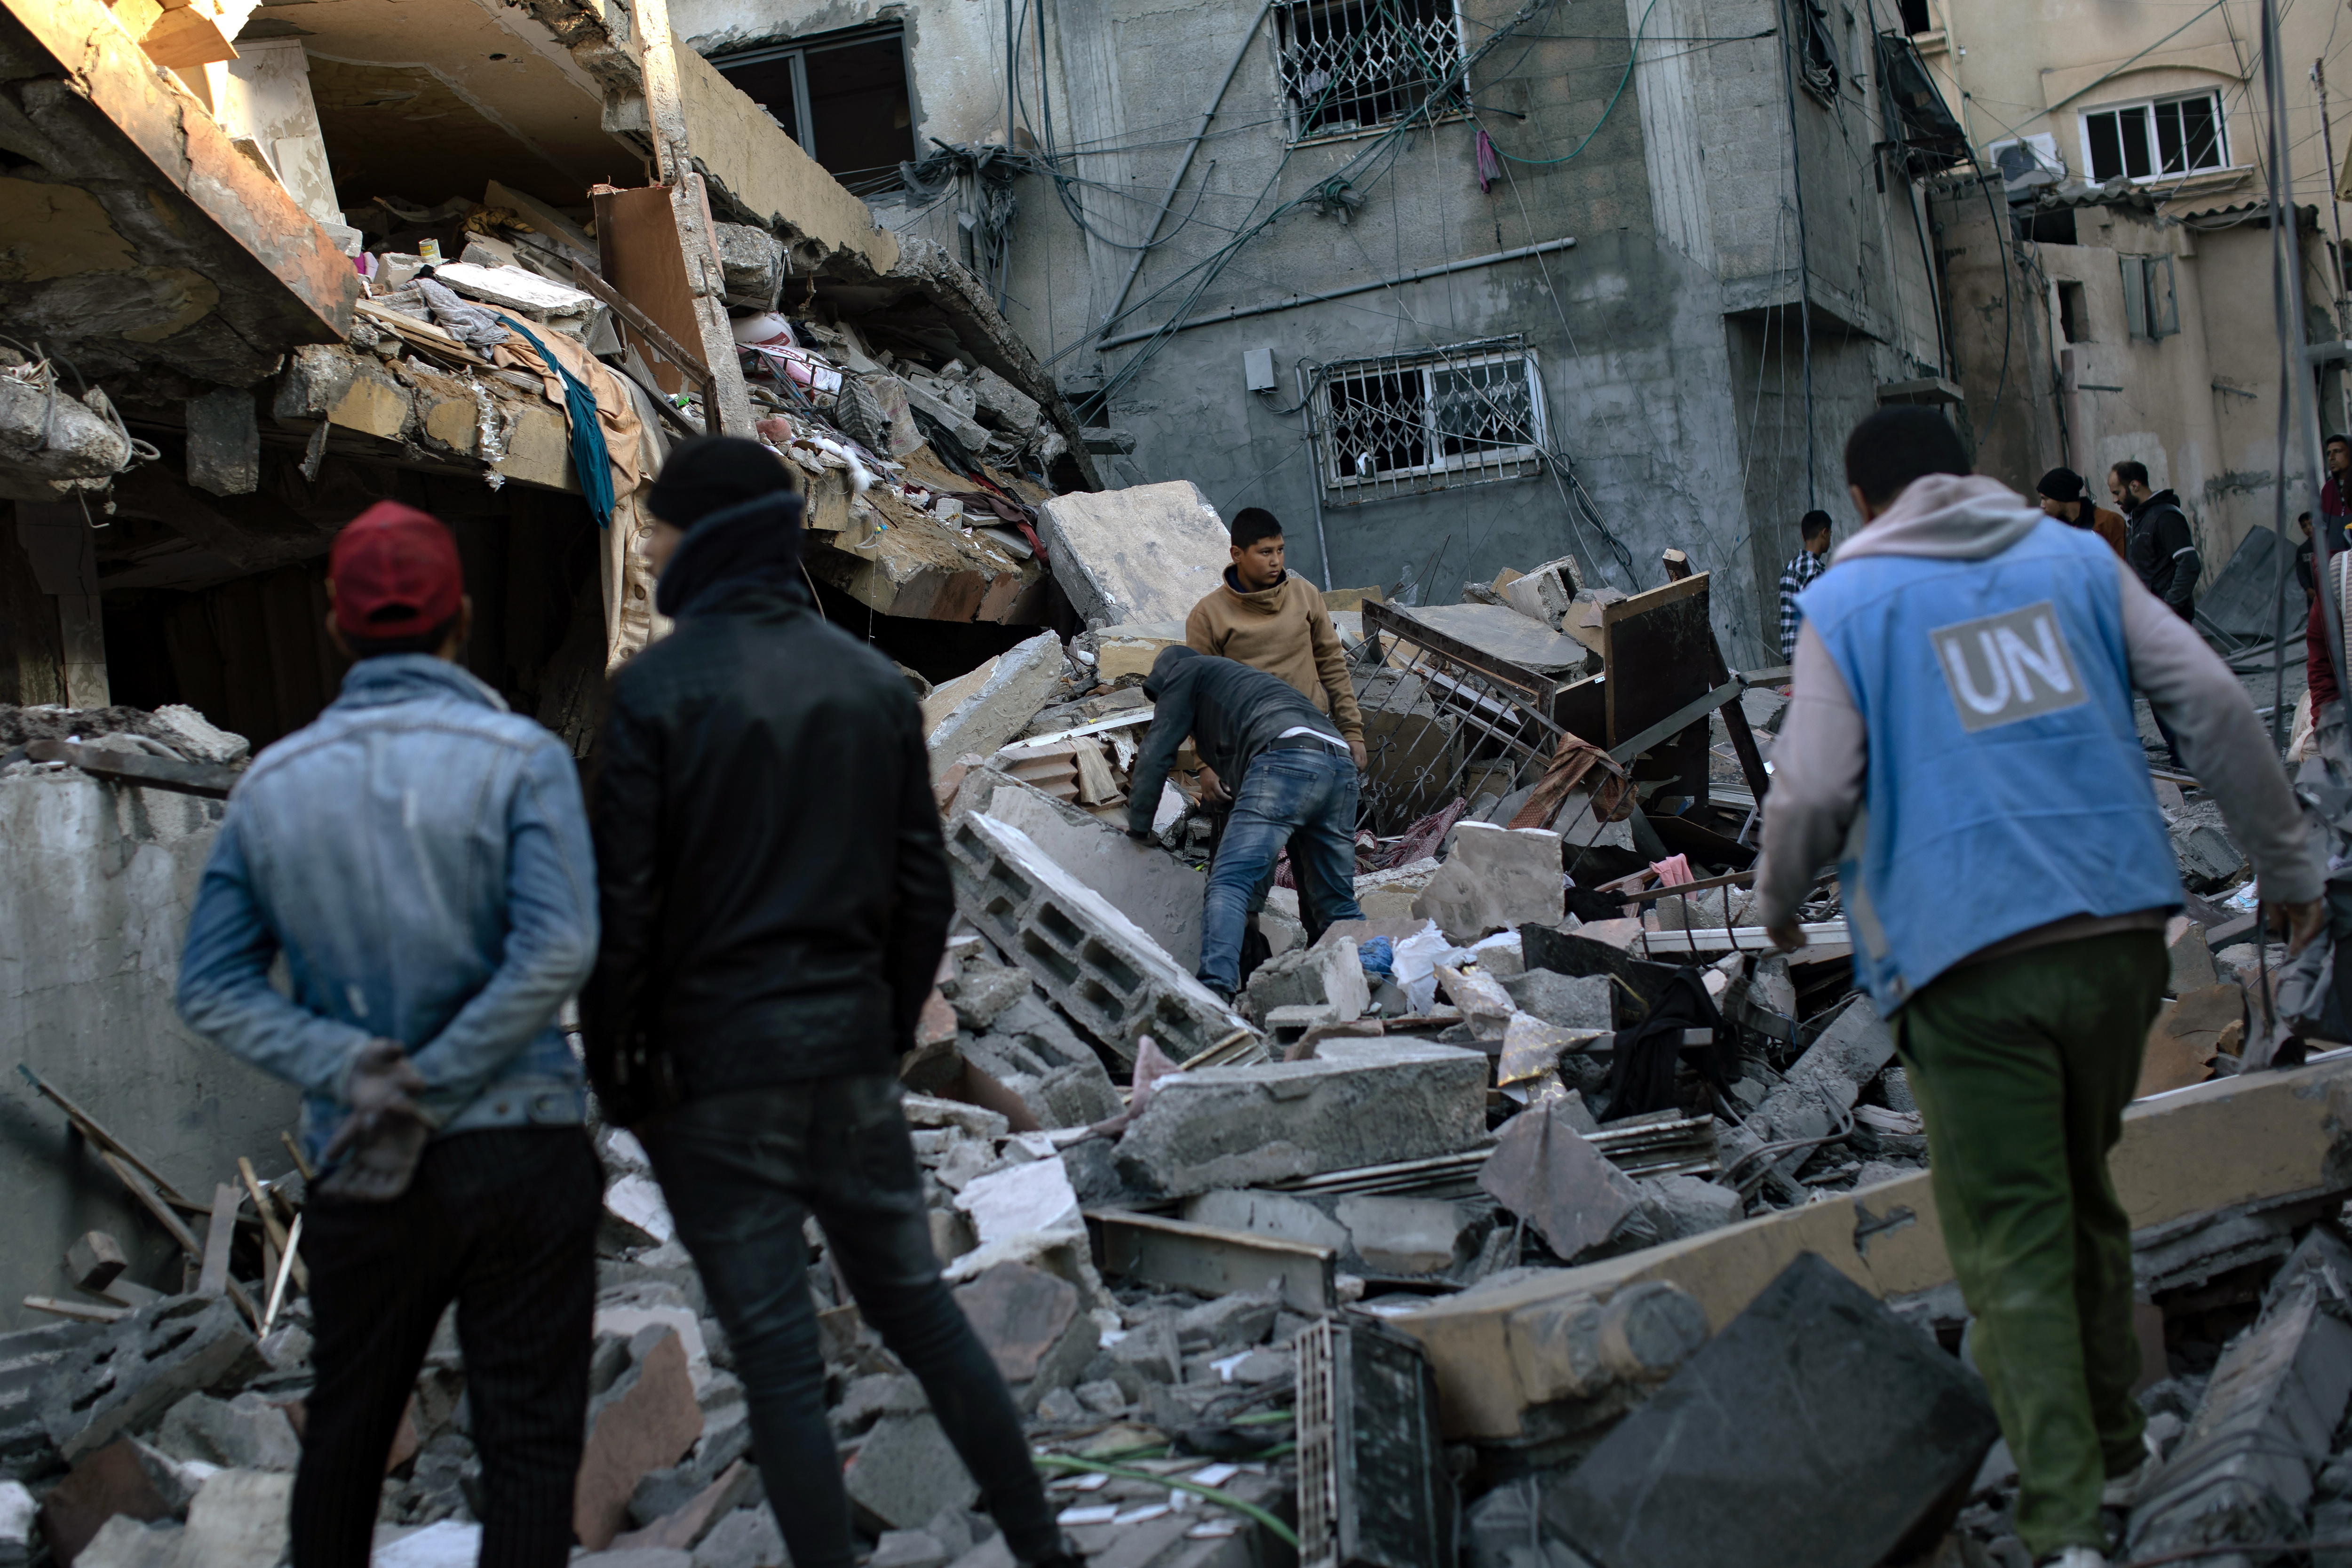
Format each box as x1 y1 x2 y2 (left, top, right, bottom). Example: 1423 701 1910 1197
0 516 2318 1568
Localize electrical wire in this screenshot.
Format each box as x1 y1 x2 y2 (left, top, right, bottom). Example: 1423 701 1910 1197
1478 0 1663 165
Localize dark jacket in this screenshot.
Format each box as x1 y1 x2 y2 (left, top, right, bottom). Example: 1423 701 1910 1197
2124 488 2200 620
583 493 953 1102
1128 648 1343 836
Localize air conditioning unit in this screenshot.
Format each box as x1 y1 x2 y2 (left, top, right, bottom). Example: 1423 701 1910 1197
1988 134 2064 194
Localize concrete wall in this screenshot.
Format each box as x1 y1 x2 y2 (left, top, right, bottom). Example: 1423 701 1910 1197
677 0 1946 665
0 773 298 1330
1940 187 2334 584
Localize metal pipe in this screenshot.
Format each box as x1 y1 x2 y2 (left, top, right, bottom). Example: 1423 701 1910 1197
1099 237 1581 350
1095 0 1278 343
1298 361 1332 589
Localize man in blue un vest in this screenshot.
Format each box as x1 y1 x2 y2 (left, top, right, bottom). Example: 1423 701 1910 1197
1755 407 2322 1568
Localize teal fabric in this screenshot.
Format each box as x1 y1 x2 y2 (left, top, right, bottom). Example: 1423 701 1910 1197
499 314 615 528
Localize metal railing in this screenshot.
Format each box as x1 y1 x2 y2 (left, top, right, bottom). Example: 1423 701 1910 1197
1275 0 1466 141
1311 337 1546 504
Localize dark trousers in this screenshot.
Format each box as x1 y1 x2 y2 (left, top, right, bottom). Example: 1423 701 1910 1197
637 1076 1061 1568
293 1127 600 1568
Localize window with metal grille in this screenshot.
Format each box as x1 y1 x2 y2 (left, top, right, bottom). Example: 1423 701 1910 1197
2081 91 2227 183
1311 340 1546 502
1274 0 1465 141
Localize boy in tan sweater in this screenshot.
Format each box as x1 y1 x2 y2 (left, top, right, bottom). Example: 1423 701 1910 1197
1184 508 1365 800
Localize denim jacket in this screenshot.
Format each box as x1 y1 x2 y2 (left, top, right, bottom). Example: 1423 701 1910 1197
177 656 598 1164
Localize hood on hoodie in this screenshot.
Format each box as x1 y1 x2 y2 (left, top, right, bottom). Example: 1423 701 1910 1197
1144 644 1200 698
1833 473 2048 565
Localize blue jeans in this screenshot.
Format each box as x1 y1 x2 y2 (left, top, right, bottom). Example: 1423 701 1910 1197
1199 745 1365 995
636 1077 1062 1568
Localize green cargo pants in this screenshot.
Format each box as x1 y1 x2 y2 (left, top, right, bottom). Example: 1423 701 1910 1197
1894 928 2169 1560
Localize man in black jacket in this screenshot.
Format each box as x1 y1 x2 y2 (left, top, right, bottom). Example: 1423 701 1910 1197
2109 458 2201 769
1129 645 1364 999
2109 459 2200 620
584 438 1073 1568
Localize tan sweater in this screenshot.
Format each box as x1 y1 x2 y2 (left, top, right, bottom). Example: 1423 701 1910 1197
1184 569 1365 742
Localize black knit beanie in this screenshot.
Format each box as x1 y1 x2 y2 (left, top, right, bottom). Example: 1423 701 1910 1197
647 436 795 530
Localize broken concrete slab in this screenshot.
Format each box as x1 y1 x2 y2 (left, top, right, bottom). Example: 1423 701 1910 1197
975 777 1206 969
1332 1195 1471 1276
1036 481 1230 629
1546 1253 1998 1568
1638 1176 1746 1242
176 1470 294 1568
1179 1191 1354 1255
1479 1101 1644 1262
1503 969 1615 1032
953 1158 1080 1246
844 1414 978 1533
2171 820 2247 891
1089 621 1185 682
923 633 1064 780
1113 1039 1488 1199
35 1440 173 1568
1411 822 1565 943
1754 995 1895 1150
43 1297 266 1463
691 1506 784 1568
154 1391 301 1472
943 813 1253 1063
2126 1263 2352 1560
69 1516 180 1568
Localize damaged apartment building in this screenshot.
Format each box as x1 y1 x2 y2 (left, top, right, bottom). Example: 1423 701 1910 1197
676 0 1969 663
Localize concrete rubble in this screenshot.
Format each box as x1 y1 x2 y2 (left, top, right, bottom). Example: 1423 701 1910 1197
1 523 2324 1568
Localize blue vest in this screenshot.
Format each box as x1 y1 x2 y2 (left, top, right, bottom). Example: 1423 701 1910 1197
1798 516 2182 1010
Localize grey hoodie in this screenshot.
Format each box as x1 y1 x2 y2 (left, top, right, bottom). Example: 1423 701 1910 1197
1752 474 2317 957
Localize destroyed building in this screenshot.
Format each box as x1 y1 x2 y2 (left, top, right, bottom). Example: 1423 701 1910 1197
676 0 1958 664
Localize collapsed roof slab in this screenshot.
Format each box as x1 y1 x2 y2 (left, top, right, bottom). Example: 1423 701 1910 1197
1392 1051 2352 1441
0 0 357 384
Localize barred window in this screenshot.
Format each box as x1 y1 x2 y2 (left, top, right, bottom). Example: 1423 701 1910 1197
1312 341 1547 503
1275 0 1465 141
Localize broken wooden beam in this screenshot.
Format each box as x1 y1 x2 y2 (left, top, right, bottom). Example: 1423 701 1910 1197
22 739 240 799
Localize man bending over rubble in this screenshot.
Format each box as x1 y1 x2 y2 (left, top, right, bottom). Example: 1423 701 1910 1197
581 436 1076 1568
1130 645 1365 1001
178 501 602 1568
1755 406 2322 1568
1184 507 1367 800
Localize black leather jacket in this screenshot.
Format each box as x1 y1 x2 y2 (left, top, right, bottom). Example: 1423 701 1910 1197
2124 488 2200 620
1128 648 1344 836
583 565 953 1102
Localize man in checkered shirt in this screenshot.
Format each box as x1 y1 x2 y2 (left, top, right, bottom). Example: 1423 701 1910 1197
1778 509 1833 661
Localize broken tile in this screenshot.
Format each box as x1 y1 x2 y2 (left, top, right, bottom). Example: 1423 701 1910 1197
845 1415 978 1533
952 1159 1080 1246
35 1440 172 1568
952 1262 1096 1408
574 1330 705 1551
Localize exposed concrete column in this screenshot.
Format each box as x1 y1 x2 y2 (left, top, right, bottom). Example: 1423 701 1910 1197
15 502 108 707
631 0 755 439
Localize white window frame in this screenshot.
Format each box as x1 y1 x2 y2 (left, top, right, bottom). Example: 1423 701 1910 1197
2077 90 2230 185
1272 0 1470 144
1311 340 1548 502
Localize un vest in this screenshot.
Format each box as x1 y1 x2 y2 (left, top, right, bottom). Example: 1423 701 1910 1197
1799 517 2182 1010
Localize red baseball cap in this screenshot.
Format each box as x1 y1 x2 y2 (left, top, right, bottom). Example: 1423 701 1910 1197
330 501 463 639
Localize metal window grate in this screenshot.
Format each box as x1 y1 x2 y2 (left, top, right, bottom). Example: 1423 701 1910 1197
1275 0 1465 141
1311 338 1546 504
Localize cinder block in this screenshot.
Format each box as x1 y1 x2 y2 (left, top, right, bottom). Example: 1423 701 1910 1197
944 813 1253 1064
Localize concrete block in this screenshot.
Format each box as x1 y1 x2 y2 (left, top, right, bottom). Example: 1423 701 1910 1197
942 955 1033 1032
1172 1292 1279 1353
1113 1039 1488 1199
924 633 1064 779
1411 822 1564 943
1638 1175 1746 1242
154 1392 301 1471
691 1506 784 1568
1089 621 1185 682
1546 1253 1999 1568
1179 1191 1353 1254
64 1233 127 1294
575 1330 704 1551
1334 1195 1468 1275
43 1297 266 1464
1757 995 1895 1146
1505 968 1618 1029
2128 1266 2352 1559
1242 937 1367 1026
68 1517 179 1568
1036 480 1230 629
1479 1101 1643 1262
943 813 1253 1063
977 778 1206 968
844 1414 977 1533
952 1159 1079 1246
2171 819 2247 891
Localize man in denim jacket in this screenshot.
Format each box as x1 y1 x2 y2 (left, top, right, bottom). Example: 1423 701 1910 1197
179 501 599 1568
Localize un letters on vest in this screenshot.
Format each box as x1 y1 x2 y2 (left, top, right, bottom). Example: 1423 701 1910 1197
1930 600 2088 732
